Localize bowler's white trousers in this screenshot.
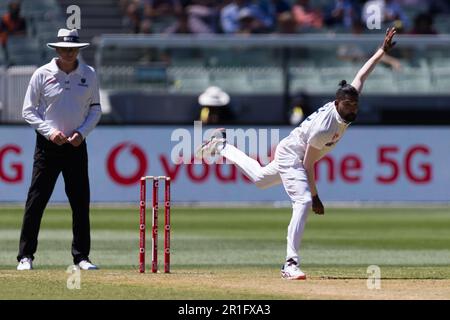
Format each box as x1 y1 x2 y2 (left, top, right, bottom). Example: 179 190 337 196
220 135 311 264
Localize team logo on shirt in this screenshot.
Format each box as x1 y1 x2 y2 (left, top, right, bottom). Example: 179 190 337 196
78 78 88 87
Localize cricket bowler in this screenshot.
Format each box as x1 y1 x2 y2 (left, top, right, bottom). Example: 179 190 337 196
196 27 397 280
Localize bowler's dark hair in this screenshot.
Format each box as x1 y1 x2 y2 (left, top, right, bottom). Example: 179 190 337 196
336 80 358 100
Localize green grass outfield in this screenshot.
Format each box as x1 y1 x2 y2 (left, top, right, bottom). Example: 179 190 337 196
1 206 450 299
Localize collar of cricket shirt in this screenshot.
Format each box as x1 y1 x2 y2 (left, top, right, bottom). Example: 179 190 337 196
48 58 84 77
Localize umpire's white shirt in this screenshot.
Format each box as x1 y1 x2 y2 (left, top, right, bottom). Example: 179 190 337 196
22 58 102 139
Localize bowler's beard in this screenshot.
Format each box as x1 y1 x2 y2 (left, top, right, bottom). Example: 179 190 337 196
343 112 357 123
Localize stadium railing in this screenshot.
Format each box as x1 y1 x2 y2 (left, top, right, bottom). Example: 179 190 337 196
1 66 37 122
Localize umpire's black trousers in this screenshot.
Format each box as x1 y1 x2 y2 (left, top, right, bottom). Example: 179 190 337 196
17 133 91 264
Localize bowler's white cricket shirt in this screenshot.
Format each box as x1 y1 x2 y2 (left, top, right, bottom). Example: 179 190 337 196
279 101 350 162
22 58 102 139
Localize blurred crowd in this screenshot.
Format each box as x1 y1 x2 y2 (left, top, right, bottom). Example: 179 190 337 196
119 0 450 35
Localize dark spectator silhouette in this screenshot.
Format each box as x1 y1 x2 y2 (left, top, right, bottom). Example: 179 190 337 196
164 2 217 34
0 1 27 49
291 0 324 30
409 13 437 35
276 11 297 33
143 0 183 19
165 11 195 34
237 7 267 34
122 0 143 33
259 0 292 30
384 0 409 29
143 0 183 33
221 0 271 34
326 0 361 30
185 0 220 33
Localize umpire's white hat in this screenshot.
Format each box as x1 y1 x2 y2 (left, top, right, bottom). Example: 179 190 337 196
199 86 230 107
47 28 90 49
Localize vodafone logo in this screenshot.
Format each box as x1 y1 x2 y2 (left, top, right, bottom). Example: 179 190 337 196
107 142 147 185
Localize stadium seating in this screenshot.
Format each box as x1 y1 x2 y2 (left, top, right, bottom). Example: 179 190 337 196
97 51 450 96
360 66 397 94
431 65 450 93
289 66 323 93
247 67 283 93
167 67 210 93
5 36 41 66
395 66 432 93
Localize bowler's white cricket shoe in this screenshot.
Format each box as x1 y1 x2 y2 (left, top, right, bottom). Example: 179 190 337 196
78 260 99 270
195 128 226 159
281 259 306 280
17 257 33 271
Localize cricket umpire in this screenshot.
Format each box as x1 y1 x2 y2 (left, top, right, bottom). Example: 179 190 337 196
17 28 102 270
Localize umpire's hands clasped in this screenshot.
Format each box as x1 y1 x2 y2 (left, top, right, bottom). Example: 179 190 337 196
50 130 68 146
68 131 83 147
49 130 83 147
312 194 324 215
